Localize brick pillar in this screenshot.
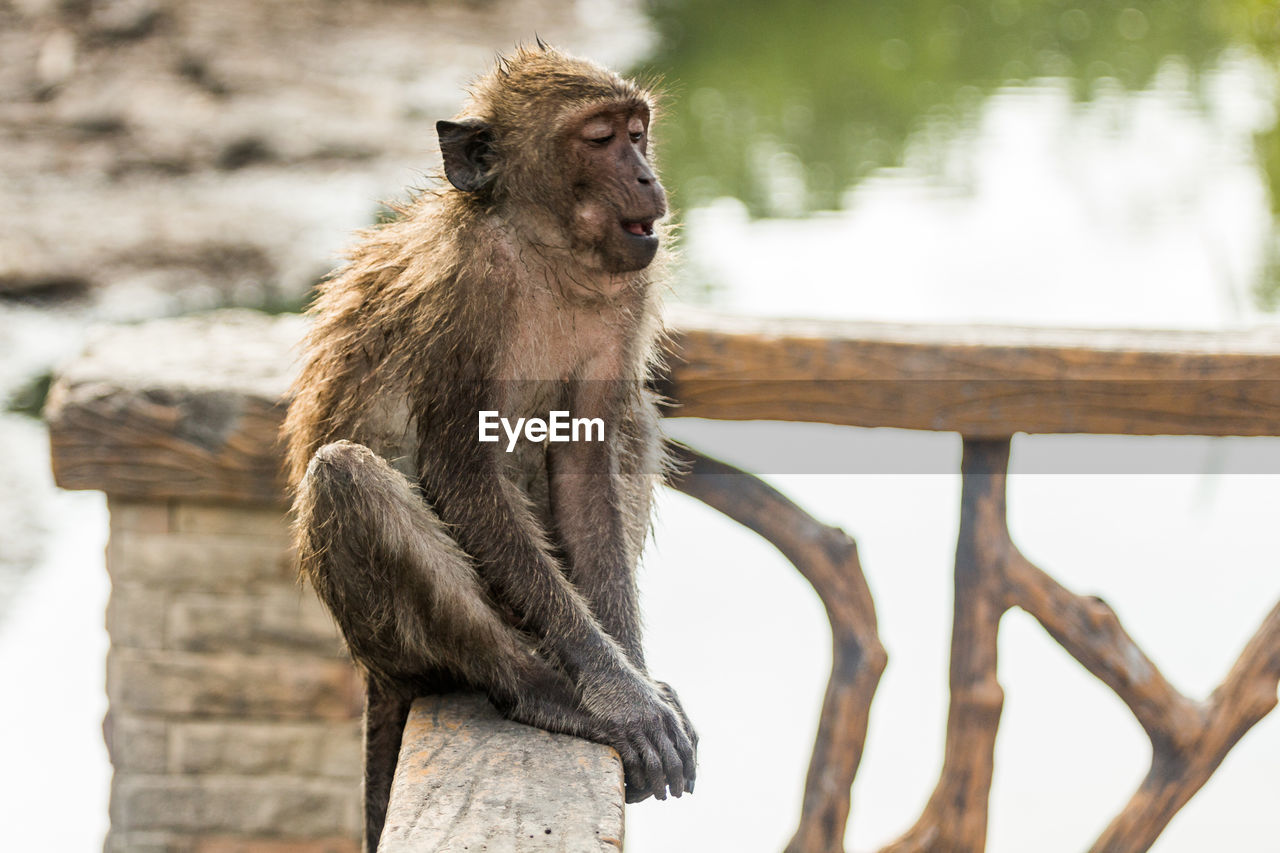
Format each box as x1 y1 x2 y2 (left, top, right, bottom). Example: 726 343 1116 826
101 498 363 853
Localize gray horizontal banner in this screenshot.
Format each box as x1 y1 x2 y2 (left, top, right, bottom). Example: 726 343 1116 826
664 419 1280 476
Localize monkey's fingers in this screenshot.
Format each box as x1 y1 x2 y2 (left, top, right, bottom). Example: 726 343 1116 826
614 739 652 803
651 705 690 797
624 786 653 805
650 692 695 787
619 735 658 802
632 733 668 801
657 681 699 749
664 713 696 793
657 730 686 798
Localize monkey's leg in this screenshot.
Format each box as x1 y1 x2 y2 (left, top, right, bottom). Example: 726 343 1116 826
295 442 643 830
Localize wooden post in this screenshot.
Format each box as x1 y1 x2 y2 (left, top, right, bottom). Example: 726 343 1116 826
880 439 1012 853
378 694 624 853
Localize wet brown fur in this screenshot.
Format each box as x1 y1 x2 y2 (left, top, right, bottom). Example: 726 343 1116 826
282 44 695 851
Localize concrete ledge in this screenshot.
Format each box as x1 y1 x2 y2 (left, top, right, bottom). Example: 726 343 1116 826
380 694 624 853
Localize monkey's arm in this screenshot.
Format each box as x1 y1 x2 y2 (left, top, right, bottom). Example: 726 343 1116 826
546 398 653 669
546 393 698 775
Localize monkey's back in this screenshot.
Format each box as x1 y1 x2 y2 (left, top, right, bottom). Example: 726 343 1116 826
283 199 482 490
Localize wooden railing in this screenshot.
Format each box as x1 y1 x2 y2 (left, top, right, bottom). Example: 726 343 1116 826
46 307 1280 852
662 309 1280 853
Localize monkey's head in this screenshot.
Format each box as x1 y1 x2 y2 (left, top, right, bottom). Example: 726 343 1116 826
436 44 667 274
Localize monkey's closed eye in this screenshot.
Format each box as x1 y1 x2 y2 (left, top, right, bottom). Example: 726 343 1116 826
589 133 616 146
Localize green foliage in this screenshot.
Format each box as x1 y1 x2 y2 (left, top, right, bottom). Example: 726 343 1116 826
1256 238 1280 311
5 371 53 419
251 285 318 316
636 0 1233 218
372 203 404 226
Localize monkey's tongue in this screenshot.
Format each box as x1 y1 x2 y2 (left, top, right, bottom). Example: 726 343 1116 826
623 220 654 237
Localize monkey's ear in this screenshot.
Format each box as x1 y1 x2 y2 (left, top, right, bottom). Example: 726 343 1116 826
437 119 496 193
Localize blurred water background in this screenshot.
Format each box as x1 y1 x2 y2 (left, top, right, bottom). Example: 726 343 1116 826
2 1 1279 850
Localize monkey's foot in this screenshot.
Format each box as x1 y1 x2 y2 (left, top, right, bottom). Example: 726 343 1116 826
602 681 697 803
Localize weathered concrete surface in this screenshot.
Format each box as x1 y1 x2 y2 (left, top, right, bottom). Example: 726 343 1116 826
380 694 624 853
45 309 303 504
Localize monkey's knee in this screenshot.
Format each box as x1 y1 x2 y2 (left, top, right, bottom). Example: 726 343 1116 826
295 441 515 680
312 438 365 464
294 441 417 640
303 440 386 490
298 440 420 523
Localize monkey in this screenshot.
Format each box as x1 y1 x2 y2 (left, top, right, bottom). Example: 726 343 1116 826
281 43 696 850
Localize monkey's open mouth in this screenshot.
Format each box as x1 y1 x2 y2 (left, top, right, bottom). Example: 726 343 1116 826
621 219 656 238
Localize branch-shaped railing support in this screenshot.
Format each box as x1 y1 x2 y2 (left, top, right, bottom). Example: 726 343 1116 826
666 441 887 853
1007 549 1280 852
668 436 1278 853
878 437 1280 853
879 439 1011 853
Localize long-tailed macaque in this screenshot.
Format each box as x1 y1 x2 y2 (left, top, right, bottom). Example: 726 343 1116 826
282 43 696 850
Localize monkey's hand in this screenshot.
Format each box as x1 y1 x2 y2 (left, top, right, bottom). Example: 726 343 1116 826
655 680 698 754
586 671 697 802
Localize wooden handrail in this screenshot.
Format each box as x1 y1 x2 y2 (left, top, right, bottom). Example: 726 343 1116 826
662 308 1280 436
